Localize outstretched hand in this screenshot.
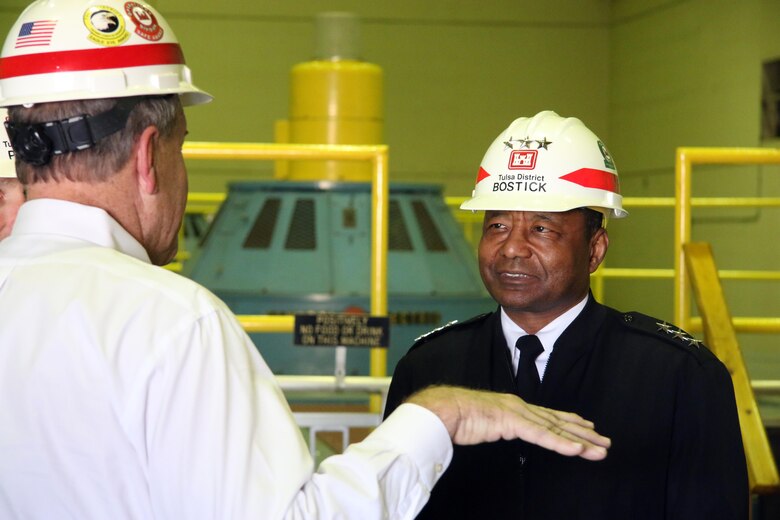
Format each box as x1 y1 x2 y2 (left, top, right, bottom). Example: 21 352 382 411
406 385 610 460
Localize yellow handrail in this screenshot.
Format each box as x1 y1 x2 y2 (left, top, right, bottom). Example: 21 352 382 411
675 147 780 330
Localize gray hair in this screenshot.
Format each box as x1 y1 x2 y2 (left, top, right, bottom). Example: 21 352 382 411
8 95 180 184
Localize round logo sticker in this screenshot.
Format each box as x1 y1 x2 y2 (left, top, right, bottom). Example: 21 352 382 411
83 5 129 46
124 2 163 41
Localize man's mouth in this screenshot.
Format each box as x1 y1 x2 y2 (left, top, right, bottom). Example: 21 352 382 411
499 271 534 280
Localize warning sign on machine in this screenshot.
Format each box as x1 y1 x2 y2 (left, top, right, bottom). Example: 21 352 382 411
294 313 390 348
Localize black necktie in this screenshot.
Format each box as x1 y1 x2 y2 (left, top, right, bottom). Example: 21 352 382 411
515 335 544 402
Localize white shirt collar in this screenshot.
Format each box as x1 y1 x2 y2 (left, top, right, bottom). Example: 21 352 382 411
12 198 151 263
501 294 589 380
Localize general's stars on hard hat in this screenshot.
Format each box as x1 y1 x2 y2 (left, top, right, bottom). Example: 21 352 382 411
502 135 554 151
536 137 552 150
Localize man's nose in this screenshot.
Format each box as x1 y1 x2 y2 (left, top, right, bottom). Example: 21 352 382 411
499 227 532 258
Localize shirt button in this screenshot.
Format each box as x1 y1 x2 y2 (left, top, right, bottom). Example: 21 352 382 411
435 463 444 473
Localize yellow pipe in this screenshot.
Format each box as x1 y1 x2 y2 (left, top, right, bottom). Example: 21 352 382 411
687 317 780 334
622 197 676 207
674 147 780 164
690 197 780 207
238 315 295 333
674 150 694 328
717 270 780 281
370 151 389 373
625 197 780 208
369 151 389 411
187 192 227 203
596 267 675 279
184 141 386 162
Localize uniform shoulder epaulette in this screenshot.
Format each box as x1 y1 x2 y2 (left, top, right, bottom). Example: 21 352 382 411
619 311 706 351
412 312 492 345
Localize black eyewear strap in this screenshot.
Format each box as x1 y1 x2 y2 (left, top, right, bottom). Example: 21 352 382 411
3 96 145 166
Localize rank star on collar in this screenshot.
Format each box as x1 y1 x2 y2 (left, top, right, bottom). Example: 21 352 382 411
656 321 701 349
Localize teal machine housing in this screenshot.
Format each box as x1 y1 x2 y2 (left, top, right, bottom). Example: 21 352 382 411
187 180 495 376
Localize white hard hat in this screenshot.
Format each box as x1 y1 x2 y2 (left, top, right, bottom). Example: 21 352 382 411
0 0 211 107
0 108 16 178
461 111 627 219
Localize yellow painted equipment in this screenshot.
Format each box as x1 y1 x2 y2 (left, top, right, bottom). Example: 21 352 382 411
277 12 383 181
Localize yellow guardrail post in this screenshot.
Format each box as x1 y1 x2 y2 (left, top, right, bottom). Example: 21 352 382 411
369 149 389 412
674 149 692 330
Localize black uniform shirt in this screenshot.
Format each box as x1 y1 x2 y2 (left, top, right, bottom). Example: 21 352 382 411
383 295 748 520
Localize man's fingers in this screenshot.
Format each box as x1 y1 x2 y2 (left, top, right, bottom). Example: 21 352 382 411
406 386 610 461
554 417 611 449
500 398 611 459
533 406 596 429
529 406 611 448
511 419 609 460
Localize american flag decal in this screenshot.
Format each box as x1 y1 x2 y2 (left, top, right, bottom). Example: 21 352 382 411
15 20 57 49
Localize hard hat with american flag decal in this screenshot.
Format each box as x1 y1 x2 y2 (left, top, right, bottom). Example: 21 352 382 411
460 111 627 219
0 0 211 108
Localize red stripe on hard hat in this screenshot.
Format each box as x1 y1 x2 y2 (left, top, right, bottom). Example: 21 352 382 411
560 168 618 193
0 43 185 79
476 166 491 184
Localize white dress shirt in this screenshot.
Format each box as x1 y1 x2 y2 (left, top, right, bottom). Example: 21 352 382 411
501 296 588 381
0 199 451 519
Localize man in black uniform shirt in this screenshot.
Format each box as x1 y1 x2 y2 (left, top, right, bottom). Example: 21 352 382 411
384 111 748 519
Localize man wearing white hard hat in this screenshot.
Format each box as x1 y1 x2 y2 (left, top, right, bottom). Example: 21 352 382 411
0 2 611 518
384 111 747 519
0 108 23 240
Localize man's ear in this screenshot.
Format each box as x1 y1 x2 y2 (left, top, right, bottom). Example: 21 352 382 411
588 227 609 274
135 125 159 195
